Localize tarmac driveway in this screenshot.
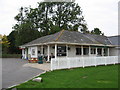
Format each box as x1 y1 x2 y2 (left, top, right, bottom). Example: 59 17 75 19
2 58 44 88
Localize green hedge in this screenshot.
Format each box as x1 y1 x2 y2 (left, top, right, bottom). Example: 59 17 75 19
1 54 22 58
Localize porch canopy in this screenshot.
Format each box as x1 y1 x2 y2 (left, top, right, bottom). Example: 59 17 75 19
20 30 115 60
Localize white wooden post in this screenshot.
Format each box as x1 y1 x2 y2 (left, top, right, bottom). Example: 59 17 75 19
55 44 57 59
108 48 110 56
81 46 83 56
102 48 104 56
105 57 107 66
68 58 70 69
22 49 24 59
51 58 53 71
66 45 68 57
94 57 97 67
36 46 38 58
41 45 43 55
58 58 59 69
96 47 98 56
47 45 50 61
82 57 84 68
89 46 91 56
25 48 27 59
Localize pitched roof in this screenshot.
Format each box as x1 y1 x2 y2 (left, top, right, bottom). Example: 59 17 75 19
21 30 112 47
108 35 120 45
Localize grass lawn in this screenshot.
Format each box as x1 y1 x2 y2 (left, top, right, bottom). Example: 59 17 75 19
13 65 119 88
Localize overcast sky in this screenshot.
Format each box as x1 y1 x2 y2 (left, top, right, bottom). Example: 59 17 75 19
0 0 119 36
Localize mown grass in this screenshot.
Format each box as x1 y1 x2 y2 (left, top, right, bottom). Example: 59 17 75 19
13 64 119 88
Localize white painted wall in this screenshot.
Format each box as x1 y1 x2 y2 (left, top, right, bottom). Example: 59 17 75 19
30 46 38 58
22 45 119 60
110 47 120 56
22 46 38 59
49 45 93 57
68 45 76 57
22 49 25 59
22 48 28 59
50 45 55 55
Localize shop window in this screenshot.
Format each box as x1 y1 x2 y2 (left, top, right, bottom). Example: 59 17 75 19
76 48 81 55
97 48 102 56
83 48 89 55
32 49 35 55
91 48 96 54
57 46 66 56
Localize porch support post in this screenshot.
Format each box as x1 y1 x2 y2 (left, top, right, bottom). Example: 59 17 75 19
47 45 50 61
89 46 91 56
25 48 27 59
102 48 104 56
41 45 43 55
96 47 98 56
55 44 57 59
81 46 83 56
36 46 38 58
108 48 110 56
66 45 68 57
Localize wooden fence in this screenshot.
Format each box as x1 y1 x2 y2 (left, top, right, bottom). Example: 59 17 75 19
51 56 119 70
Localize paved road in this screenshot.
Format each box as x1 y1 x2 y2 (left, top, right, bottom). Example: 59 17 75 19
2 58 44 88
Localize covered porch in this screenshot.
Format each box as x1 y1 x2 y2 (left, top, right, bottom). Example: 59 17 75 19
22 43 112 62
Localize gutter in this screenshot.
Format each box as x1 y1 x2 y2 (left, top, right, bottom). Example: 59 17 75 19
20 42 116 48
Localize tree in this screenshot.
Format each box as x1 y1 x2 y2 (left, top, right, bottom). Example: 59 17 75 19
13 2 88 35
1 35 10 54
51 2 88 33
12 2 88 47
8 31 21 54
14 22 41 46
91 28 104 35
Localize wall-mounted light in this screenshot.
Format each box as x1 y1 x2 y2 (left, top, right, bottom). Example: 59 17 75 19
68 47 70 50
52 46 55 49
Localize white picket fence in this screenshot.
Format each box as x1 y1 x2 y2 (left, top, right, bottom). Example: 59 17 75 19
51 56 119 71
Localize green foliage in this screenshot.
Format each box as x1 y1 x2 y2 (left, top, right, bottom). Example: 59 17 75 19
13 2 88 46
91 28 104 36
9 2 89 53
2 54 21 58
8 31 21 54
14 65 118 88
1 35 10 54
14 22 41 46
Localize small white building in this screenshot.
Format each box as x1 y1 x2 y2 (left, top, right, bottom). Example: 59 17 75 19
108 35 120 56
19 30 118 61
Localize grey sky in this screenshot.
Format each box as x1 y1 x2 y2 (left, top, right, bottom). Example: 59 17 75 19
0 0 119 36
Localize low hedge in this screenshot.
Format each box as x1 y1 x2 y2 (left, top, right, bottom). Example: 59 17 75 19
1 54 22 58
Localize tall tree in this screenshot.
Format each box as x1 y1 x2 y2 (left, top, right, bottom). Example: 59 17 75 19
14 22 41 46
8 31 21 54
91 28 104 35
13 2 88 46
51 2 88 32
1 35 10 54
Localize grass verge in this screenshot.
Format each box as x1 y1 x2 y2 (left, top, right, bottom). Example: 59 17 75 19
12 64 119 88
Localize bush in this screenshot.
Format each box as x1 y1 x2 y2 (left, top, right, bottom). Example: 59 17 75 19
1 54 21 58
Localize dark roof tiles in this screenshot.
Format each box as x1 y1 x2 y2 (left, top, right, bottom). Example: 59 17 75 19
108 35 120 45
22 30 112 46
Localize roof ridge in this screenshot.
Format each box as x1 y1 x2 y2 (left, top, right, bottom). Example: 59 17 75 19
108 35 120 37
54 29 65 41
